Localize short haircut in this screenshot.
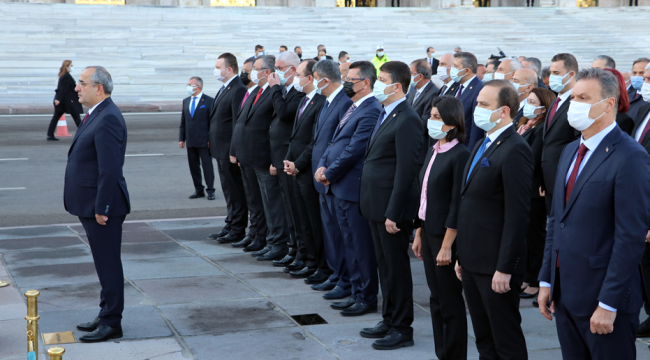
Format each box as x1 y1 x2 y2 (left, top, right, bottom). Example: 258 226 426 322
276 51 300 68
317 44 325 50
218 52 239 73
487 59 501 71
633 57 650 67
86 66 113 94
189 76 203 89
453 52 478 74
426 47 434 52
552 53 579 73
256 55 276 72
379 61 411 94
484 79 519 118
339 51 348 59
541 66 551 79
243 57 255 66
255 44 264 51
454 46 462 51
312 59 341 84
349 60 377 88
594 55 616 69
279 45 288 51
302 59 317 77
319 49 327 55
577 68 620 116
518 69 539 87
508 59 523 73
411 59 432 79
478 64 486 68
431 95 465 144
523 57 542 74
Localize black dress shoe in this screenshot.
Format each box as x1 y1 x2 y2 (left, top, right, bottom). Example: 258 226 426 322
330 297 355 310
311 279 336 291
76 317 101 332
341 302 377 317
46 136 60 141
251 245 271 257
79 324 123 343
290 266 316 278
231 235 253 248
257 247 287 261
637 318 650 337
323 286 351 300
244 240 266 252
532 297 539 308
360 321 390 339
520 290 539 299
284 259 305 272
208 229 229 240
372 331 414 350
189 191 205 199
273 255 295 267
207 192 216 200
217 232 244 244
305 270 330 285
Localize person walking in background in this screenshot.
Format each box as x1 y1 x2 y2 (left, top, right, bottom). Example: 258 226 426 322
47 60 82 141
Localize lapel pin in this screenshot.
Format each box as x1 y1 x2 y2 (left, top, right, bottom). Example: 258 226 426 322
227 87 230 89
311 102 313 104
497 141 501 145
393 114 396 117
606 147 609 152
469 87 473 90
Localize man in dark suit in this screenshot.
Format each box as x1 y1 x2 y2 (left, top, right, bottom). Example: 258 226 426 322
313 44 333 61
245 44 265 63
538 68 650 359
628 58 650 121
310 60 353 298
510 68 539 125
283 59 331 285
179 77 215 200
266 52 308 272
408 59 440 165
455 80 533 359
359 61 423 350
207 53 248 244
436 53 456 97
451 52 484 149
542 53 581 214
315 61 381 316
426 47 439 75
66 66 130 342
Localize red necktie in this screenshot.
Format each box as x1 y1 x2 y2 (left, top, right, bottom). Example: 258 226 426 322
82 113 89 124
639 119 650 144
240 91 249 109
547 98 560 128
565 144 588 206
253 88 263 106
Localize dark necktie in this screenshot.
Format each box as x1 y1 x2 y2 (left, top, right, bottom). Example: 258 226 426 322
439 84 447 96
370 109 386 142
455 84 464 98
639 118 650 144
565 144 588 206
466 136 491 183
547 98 560 128
339 103 357 129
297 96 309 121
82 113 89 125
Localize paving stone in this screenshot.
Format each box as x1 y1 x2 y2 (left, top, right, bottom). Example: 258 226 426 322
133 275 260 305
2 245 93 267
0 226 75 240
177 240 245 256
160 227 226 242
207 253 286 275
120 241 195 261
10 262 99 288
236 272 324 297
270 292 384 325
69 222 155 235
0 318 46 359
120 230 174 244
0 236 85 252
122 257 224 281
149 218 226 231
52 338 187 360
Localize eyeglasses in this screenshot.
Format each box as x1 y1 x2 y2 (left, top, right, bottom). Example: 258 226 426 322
252 68 268 72
344 77 367 82
77 80 98 87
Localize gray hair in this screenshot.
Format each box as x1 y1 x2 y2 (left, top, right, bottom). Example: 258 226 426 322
453 52 478 74
577 68 619 116
256 55 276 72
454 46 462 51
541 66 551 79
85 66 113 95
312 60 341 84
508 59 522 73
594 55 616 69
522 57 542 74
411 59 432 79
276 51 300 68
189 76 203 89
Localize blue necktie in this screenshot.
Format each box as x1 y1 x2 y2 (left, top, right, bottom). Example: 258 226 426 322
466 136 492 183
190 97 197 117
215 85 225 102
370 109 386 142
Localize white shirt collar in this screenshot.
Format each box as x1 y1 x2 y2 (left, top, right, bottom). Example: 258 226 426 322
305 89 317 101
326 84 344 103
354 93 374 107
580 120 617 152
557 88 573 106
416 81 431 95
222 76 236 88
284 82 295 93
87 98 106 116
382 97 406 122
247 85 258 94
487 122 513 144
192 92 203 100
261 83 269 91
461 75 476 86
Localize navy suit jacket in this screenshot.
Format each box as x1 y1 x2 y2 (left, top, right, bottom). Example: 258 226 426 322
179 93 214 148
319 96 382 202
456 76 484 150
64 97 130 218
628 90 648 122
539 125 650 316
311 88 353 194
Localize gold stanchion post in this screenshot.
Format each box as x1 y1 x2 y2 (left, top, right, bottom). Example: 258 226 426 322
25 290 40 360
47 347 65 360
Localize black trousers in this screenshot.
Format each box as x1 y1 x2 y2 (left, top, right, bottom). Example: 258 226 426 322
79 215 126 328
276 167 303 257
294 173 328 271
524 197 547 287
216 159 248 235
630 0 638 5
462 269 527 360
345 0 351 5
241 163 267 242
391 0 399 5
254 167 289 248
421 229 467 360
47 110 81 137
186 147 214 192
368 220 414 335
642 242 650 315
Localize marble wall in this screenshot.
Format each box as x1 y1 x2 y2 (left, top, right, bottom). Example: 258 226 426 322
7 0 650 5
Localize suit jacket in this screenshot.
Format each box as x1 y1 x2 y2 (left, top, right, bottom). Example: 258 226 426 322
407 82 440 166
541 96 580 193
230 87 260 159
456 77 484 150
616 111 634 136
179 94 214 148
310 88 353 194
539 126 650 316
512 107 524 128
319 96 382 202
54 72 83 115
269 85 306 167
360 100 424 223
632 103 650 153
429 57 439 75
208 76 247 160
537 77 547 90
286 93 327 172
415 142 470 235
313 55 334 61
238 85 275 168
628 89 648 122
521 122 544 198
457 126 533 275
64 97 130 218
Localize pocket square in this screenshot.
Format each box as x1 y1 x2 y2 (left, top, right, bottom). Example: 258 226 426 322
200 105 206 109
480 158 490 167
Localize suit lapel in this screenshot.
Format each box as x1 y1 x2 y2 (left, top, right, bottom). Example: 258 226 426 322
314 91 341 139
632 104 650 136
69 98 112 154
412 82 432 108
545 97 570 134
237 87 259 119
335 99 368 136
367 101 406 153
462 127 514 194
211 83 232 115
246 86 270 123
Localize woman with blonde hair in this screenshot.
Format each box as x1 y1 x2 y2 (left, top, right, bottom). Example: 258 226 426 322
47 60 82 141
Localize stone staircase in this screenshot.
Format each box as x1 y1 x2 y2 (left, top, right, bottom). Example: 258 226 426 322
1 3 649 108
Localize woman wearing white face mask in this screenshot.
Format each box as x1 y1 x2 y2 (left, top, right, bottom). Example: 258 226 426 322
47 59 83 141
411 95 470 360
515 87 556 303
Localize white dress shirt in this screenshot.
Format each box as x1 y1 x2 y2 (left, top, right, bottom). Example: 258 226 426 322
247 85 258 95
381 97 406 124
412 81 430 104
484 122 513 149
304 89 316 102
354 93 374 108
635 110 650 142
87 99 106 116
326 84 344 105
188 92 203 112
519 99 526 110
555 88 573 109
441 81 454 95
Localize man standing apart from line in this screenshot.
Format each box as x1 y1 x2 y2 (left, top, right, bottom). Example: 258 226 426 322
65 66 130 343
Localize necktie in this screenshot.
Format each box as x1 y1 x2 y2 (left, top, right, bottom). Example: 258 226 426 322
639 118 650 144
466 136 492 183
297 96 309 121
190 97 197 117
282 87 288 99
565 144 588 205
547 98 560 128
439 84 447 96
215 85 225 102
413 90 421 105
253 88 263 106
82 113 89 125
240 91 250 109
455 84 464 98
339 104 357 129
370 109 386 142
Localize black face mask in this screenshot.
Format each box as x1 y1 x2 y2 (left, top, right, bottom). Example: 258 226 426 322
343 81 357 98
297 53 302 59
240 71 251 86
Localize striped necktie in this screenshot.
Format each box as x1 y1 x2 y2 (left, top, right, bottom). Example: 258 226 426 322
338 104 357 129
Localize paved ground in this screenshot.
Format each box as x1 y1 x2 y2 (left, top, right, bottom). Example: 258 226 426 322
1 217 649 360
0 113 227 227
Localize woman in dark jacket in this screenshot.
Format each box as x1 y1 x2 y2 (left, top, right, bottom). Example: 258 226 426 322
47 60 82 141
516 87 556 302
412 95 470 360
604 68 634 136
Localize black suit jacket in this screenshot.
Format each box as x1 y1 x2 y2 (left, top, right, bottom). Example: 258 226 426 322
520 122 544 198
208 76 247 160
541 95 579 194
239 85 275 168
437 81 457 97
632 103 650 153
360 100 424 223
230 87 260 159
269 85 306 167
428 57 439 75
616 112 634 136
537 78 547 90
415 142 470 235
54 72 83 115
179 94 214 148
457 126 533 275
407 81 440 165
313 55 334 61
286 93 328 172
628 89 648 122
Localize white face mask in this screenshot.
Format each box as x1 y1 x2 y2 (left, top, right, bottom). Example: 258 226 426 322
314 78 328 95
186 85 197 95
427 52 434 58
293 76 306 92
213 67 226 82
641 82 650 102
567 98 607 131
494 71 512 80
251 70 267 85
473 106 503 132
523 102 544 119
549 72 573 93
427 119 449 140
437 66 449 81
377 52 384 57
68 65 74 72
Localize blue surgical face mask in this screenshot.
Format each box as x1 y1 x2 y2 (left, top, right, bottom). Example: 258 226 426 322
373 81 396 102
427 119 448 140
549 72 573 93
377 52 384 57
482 73 493 82
450 67 466 83
410 74 420 87
314 78 328 95
473 106 504 132
631 76 645 91
275 67 293 86
523 102 544 119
